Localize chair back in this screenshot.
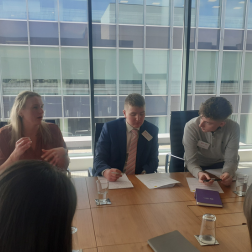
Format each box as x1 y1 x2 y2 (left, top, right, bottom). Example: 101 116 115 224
0 121 8 128
44 119 56 124
169 110 199 172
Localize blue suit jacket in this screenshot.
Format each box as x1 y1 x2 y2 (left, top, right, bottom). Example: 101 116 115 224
93 118 159 176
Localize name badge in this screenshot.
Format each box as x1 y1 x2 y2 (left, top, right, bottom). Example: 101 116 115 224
142 130 153 141
197 140 210 149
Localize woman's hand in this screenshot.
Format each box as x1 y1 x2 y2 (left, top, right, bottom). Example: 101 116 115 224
10 137 32 161
41 147 67 167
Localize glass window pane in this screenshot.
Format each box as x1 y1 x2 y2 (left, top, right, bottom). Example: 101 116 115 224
225 0 246 29
119 49 143 95
246 30 252 50
173 27 183 49
145 96 167 116
146 27 169 49
170 50 182 95
59 0 87 22
194 95 216 109
30 47 61 95
221 95 239 113
93 24 116 47
61 48 89 95
223 30 243 50
63 96 90 117
64 118 91 138
196 51 218 94
42 96 62 117
0 20 28 45
3 96 15 118
221 52 242 94
94 96 117 117
93 48 116 95
119 1 143 25
145 50 168 95
119 96 127 116
146 0 169 26
199 0 220 28
240 114 252 144
171 96 180 111
191 0 196 27
92 0 115 23
187 51 194 94
60 23 88 46
145 116 167 133
241 95 252 113
198 29 220 50
28 0 58 21
119 25 143 48
248 0 252 29
0 46 30 95
243 52 252 93
0 0 26 19
174 0 184 26
29 22 59 45
187 95 192 110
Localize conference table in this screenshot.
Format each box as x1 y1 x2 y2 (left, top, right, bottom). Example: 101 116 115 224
71 172 250 252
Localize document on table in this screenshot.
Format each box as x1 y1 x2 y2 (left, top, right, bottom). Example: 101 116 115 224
186 177 224 193
135 173 180 189
98 174 134 189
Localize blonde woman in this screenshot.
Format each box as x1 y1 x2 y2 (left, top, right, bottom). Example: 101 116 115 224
0 91 69 173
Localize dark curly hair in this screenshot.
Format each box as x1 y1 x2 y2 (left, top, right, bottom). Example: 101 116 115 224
199 97 232 121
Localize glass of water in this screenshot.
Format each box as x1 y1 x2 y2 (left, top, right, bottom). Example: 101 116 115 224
236 174 249 196
199 214 216 245
71 227 82 252
96 179 109 204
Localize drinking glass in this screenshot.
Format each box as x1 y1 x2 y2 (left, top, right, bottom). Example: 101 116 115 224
71 226 82 252
236 174 248 196
96 179 109 204
199 214 216 245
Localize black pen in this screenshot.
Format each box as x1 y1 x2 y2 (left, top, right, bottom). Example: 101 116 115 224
203 178 222 182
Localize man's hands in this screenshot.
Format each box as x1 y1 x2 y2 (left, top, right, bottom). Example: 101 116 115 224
103 168 122 182
10 137 32 161
220 172 232 186
41 147 67 167
198 171 214 186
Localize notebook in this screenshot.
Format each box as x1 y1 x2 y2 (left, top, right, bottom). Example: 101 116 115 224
195 188 223 207
148 230 200 252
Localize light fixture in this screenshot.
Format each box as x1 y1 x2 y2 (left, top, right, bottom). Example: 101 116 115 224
239 1 245 3
120 0 128 3
233 7 242 9
208 0 217 2
212 6 220 8
152 2 160 5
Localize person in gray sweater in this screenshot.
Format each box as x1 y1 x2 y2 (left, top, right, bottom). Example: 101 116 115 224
183 97 240 186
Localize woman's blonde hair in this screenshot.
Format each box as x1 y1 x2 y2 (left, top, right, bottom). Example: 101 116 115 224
244 184 252 248
9 91 51 147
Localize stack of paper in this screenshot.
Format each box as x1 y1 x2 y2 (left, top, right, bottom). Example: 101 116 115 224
98 174 134 189
186 177 224 193
135 173 180 189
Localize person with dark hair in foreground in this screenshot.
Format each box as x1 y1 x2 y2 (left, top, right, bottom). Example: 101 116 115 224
93 93 159 181
244 184 252 249
0 160 77 252
183 97 240 186
0 91 69 174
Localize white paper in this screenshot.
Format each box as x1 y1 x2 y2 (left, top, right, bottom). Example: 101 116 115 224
186 177 224 193
98 174 134 189
135 173 180 189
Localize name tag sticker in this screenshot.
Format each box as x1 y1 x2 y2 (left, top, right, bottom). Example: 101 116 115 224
142 130 153 141
197 140 210 149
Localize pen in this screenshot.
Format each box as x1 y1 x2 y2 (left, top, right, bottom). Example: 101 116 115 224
203 178 222 182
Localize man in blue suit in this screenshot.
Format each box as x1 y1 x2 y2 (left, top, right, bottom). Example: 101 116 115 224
93 93 159 181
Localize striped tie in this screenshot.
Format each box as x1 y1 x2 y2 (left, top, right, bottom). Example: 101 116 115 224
125 129 138 175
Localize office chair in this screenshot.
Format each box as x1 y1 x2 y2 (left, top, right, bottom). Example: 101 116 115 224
88 122 104 177
166 110 199 173
0 121 8 128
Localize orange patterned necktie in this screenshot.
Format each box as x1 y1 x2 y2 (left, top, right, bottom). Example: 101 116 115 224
125 129 138 175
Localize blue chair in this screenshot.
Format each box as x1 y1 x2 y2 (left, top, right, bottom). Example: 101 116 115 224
166 110 199 173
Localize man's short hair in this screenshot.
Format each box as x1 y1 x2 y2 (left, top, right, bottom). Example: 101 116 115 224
199 97 232 121
124 93 145 108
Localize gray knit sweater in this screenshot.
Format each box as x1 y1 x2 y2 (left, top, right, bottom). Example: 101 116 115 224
182 116 240 178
